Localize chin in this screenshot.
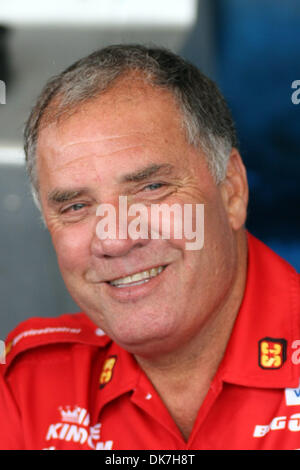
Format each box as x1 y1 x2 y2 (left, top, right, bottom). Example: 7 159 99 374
113 334 175 358
103 313 179 356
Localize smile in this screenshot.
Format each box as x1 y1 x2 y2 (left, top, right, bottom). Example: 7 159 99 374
109 265 166 288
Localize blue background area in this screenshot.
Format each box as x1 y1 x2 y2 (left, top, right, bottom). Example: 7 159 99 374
215 0 300 271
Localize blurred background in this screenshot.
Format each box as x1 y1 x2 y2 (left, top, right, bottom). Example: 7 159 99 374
0 0 299 337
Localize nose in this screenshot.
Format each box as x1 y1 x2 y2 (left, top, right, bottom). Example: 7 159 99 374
91 233 149 258
91 200 150 258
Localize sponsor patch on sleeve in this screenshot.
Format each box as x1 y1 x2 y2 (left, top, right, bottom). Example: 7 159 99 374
258 337 287 369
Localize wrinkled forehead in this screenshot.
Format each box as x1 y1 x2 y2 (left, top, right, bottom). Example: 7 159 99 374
34 80 218 208
38 74 186 141
36 78 192 171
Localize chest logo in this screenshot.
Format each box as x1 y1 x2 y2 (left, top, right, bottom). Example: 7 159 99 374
258 337 287 369
44 405 113 450
99 355 117 388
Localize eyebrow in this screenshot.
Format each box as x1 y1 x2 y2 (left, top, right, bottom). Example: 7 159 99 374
47 188 90 204
47 164 176 204
119 163 175 183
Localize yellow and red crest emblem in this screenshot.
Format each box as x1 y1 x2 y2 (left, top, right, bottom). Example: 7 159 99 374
99 355 117 388
258 337 287 369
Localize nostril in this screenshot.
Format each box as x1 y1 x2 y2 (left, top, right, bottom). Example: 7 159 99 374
102 242 145 259
92 230 150 258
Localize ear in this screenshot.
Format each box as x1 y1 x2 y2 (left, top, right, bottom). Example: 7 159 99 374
220 149 249 231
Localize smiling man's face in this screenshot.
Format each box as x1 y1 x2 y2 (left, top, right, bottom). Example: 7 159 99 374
36 77 248 358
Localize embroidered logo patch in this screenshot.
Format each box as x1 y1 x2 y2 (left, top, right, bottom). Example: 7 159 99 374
99 355 117 389
258 337 287 369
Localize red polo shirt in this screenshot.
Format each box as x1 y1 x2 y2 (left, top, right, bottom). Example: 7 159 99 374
0 233 299 450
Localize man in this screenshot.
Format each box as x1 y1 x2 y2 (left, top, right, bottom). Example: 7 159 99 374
0 45 299 450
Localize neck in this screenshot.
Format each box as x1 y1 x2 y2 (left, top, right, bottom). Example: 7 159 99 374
134 230 248 441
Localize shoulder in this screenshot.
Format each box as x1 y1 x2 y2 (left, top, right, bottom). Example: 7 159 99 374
246 232 300 322
2 312 111 375
247 232 300 284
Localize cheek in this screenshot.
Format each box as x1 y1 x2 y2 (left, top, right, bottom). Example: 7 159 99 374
51 224 92 273
165 199 227 255
205 192 232 237
147 203 204 248
203 205 237 283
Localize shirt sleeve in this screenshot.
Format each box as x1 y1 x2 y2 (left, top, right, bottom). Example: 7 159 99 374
0 368 25 450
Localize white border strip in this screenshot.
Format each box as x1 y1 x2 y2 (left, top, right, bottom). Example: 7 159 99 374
0 0 197 27
0 146 25 165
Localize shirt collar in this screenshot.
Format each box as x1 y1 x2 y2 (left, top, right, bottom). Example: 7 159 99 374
95 340 142 414
218 232 300 389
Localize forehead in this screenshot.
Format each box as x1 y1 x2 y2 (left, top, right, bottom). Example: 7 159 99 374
36 78 201 183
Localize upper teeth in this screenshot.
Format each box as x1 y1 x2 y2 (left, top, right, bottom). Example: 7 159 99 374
110 266 164 286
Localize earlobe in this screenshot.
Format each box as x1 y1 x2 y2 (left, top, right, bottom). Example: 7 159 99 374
220 149 249 231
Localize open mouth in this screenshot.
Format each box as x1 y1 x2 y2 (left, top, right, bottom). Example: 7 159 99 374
108 265 167 288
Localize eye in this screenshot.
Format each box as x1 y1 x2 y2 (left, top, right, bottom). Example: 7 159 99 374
61 202 86 213
143 182 164 191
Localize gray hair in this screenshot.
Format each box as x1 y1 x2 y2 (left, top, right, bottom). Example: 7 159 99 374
24 44 238 208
